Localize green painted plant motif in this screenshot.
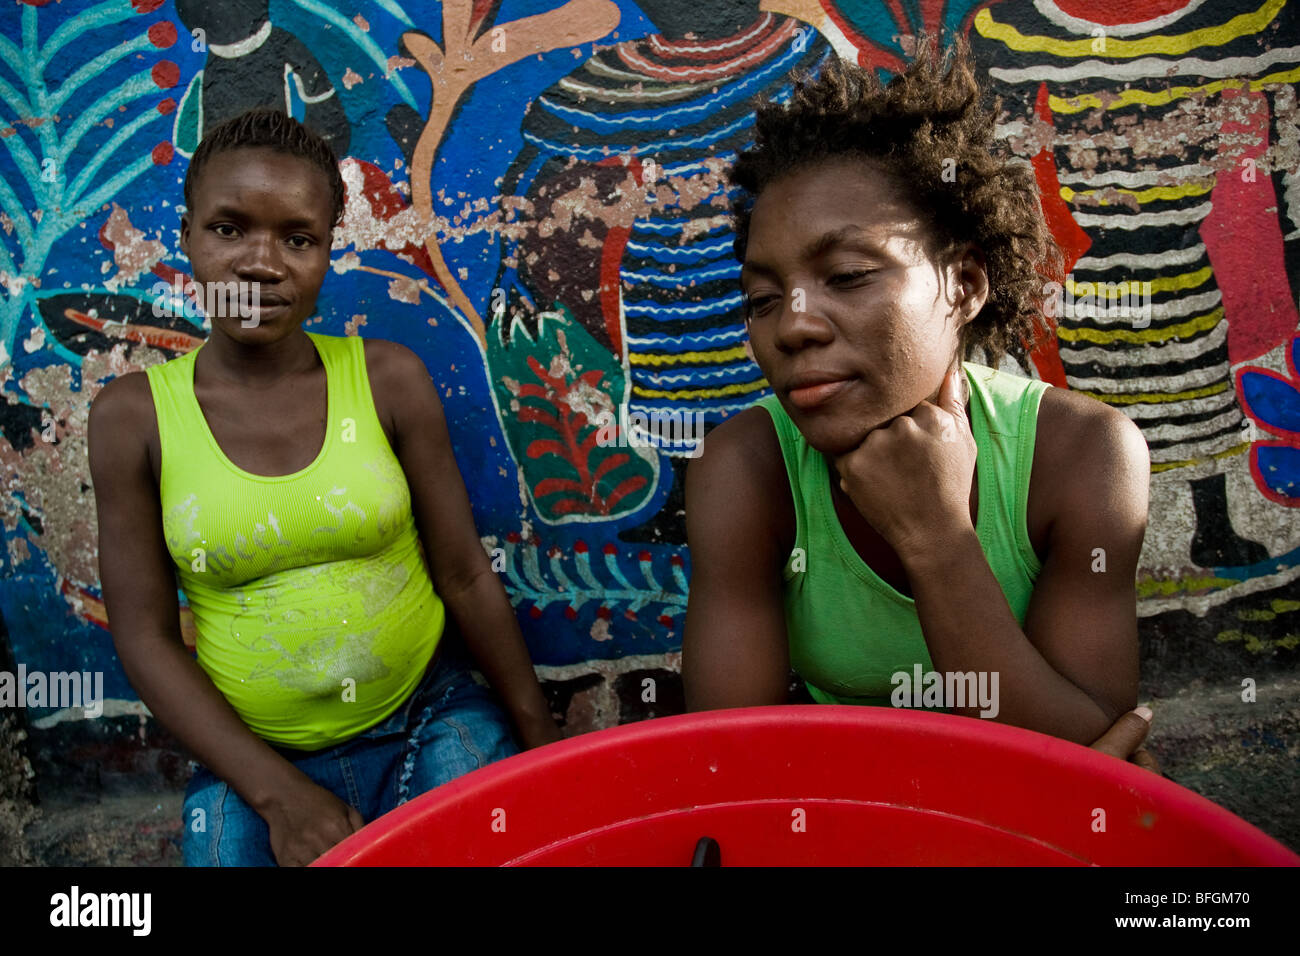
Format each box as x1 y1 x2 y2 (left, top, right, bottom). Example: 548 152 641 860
489 307 659 524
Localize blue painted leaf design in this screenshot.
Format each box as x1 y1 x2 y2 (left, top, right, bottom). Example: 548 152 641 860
1241 370 1300 435
1257 445 1300 500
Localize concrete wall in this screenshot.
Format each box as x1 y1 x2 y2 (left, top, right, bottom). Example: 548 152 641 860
1 0 1297 861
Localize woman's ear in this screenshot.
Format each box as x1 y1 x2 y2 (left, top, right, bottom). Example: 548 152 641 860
179 212 191 259
954 244 989 326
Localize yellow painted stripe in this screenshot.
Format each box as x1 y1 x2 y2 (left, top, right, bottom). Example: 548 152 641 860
1213 630 1282 653
1236 608 1277 621
632 379 768 400
974 0 1285 58
1065 267 1213 296
1051 65 1300 113
1075 380 1230 406
1147 267 1215 295
1061 178 1215 205
1076 381 1229 405
629 344 749 366
1055 307 1222 344
1150 441 1250 473
1137 573 1240 598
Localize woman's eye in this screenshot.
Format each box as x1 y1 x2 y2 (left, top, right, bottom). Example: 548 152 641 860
287 235 313 249
745 293 780 318
213 224 238 237
830 269 872 285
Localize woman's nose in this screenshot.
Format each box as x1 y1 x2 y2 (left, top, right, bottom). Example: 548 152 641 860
774 287 834 351
234 234 288 280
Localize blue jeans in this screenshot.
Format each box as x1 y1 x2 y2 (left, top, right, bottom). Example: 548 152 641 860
181 646 519 866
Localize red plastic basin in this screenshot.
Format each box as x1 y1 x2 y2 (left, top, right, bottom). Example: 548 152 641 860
312 706 1299 866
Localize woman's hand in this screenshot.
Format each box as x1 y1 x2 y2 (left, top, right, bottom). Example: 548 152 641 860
1088 706 1161 774
516 712 565 750
832 365 977 560
258 775 365 866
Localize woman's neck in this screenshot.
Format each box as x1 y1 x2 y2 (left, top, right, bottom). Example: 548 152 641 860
197 326 318 387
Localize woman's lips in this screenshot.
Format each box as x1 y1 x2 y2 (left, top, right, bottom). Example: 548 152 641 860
239 300 289 320
787 378 852 410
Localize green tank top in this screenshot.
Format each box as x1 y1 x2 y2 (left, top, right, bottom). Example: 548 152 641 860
756 362 1050 706
145 332 444 750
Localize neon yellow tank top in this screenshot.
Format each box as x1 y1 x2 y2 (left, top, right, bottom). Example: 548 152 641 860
145 332 443 750
756 362 1050 705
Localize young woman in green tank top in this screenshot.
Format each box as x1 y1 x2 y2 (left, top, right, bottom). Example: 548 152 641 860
88 110 561 866
683 42 1159 767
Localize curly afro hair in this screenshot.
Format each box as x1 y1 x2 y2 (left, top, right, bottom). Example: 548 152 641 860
184 108 346 229
729 38 1062 366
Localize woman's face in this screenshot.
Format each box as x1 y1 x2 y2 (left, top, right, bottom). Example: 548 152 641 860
179 147 334 342
741 157 981 455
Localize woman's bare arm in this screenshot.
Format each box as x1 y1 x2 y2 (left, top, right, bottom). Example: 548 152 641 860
683 408 792 710
364 341 559 748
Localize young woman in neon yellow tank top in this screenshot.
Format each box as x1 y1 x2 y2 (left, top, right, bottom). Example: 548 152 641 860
88 110 561 866
683 42 1160 766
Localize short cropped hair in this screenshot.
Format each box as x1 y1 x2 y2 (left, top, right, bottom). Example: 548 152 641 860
730 39 1062 365
184 108 346 228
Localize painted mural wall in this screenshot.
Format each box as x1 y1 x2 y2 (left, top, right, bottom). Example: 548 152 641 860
1 0 1297 740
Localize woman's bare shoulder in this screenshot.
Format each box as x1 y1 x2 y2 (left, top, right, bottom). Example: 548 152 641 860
1035 386 1147 472
691 405 786 490
1030 385 1149 544
89 370 157 447
687 404 794 550
359 336 427 381
88 369 161 484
